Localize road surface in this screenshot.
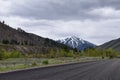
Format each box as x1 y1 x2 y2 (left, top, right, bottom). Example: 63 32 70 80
0 59 120 80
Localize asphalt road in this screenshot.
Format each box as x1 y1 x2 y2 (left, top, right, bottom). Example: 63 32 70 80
0 59 120 80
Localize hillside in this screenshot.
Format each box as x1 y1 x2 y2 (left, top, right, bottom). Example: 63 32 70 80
98 38 120 51
0 22 73 54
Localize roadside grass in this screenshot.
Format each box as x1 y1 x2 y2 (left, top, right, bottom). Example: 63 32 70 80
0 57 102 73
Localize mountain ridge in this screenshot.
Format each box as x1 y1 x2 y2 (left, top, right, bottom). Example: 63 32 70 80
57 36 96 50
98 38 120 51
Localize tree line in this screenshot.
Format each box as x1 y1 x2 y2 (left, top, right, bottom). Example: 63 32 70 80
2 39 33 46
0 46 120 60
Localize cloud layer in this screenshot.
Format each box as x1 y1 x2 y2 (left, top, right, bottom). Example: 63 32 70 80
0 0 120 45
7 0 120 20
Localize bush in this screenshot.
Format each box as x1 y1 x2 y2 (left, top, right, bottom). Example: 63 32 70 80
9 51 22 58
2 40 9 44
64 52 74 57
31 62 38 67
102 56 104 59
0 49 5 60
106 48 117 59
0 49 22 60
109 55 114 59
42 60 49 65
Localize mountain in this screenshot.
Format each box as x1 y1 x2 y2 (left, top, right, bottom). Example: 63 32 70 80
0 22 73 54
98 38 120 51
57 36 96 50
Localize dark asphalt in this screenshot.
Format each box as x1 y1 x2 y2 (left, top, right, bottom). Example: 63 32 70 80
0 59 120 80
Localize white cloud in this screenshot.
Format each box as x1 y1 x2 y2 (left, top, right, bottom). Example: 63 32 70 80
0 0 11 15
89 7 120 19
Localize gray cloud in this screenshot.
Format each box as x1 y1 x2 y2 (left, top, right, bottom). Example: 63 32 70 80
8 0 120 20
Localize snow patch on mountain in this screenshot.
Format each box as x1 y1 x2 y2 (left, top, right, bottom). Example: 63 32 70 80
57 36 96 50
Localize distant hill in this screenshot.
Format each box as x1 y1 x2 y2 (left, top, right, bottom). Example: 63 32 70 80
0 22 73 54
57 36 96 50
98 38 120 51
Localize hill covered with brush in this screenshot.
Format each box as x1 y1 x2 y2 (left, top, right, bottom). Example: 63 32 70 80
0 21 74 57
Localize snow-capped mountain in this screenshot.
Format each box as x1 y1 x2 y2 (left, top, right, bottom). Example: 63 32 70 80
57 36 96 50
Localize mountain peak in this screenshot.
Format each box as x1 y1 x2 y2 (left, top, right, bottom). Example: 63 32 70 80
57 36 96 50
68 36 80 39
68 36 81 40
69 36 78 39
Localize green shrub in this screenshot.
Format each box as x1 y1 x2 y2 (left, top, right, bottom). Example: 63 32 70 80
42 60 49 65
102 56 104 59
31 62 38 67
64 52 74 57
9 51 22 58
0 50 22 60
0 49 5 60
2 40 9 44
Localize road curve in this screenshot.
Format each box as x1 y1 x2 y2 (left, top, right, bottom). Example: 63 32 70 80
0 59 120 80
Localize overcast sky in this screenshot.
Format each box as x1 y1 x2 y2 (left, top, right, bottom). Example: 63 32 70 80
0 0 120 45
